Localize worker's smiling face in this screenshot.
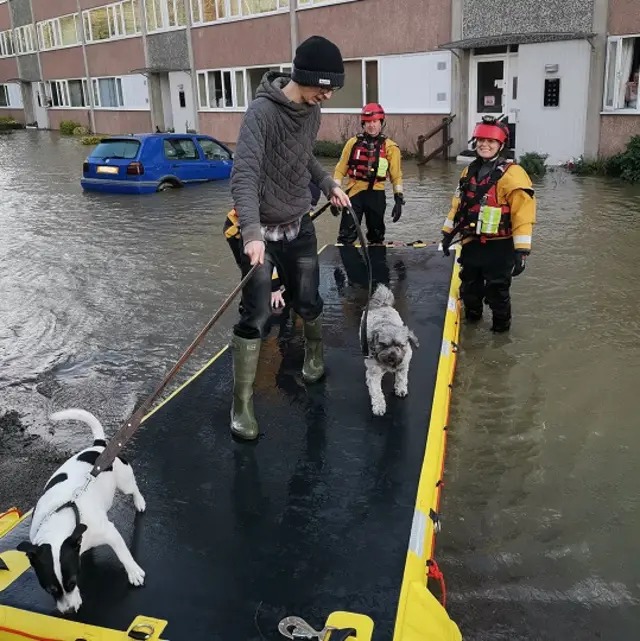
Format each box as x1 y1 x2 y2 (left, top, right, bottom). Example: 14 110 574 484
475 137 502 159
363 120 382 137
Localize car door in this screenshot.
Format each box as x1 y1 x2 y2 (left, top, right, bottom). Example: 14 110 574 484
196 137 233 180
162 137 207 183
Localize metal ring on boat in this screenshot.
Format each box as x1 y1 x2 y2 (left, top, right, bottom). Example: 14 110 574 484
128 623 155 640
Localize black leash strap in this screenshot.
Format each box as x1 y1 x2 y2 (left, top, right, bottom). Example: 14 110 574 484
344 205 372 357
91 263 259 477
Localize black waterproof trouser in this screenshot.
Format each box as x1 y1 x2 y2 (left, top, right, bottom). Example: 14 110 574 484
338 190 386 245
233 214 323 340
459 238 515 329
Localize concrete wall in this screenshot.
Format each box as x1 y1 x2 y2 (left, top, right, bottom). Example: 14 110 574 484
16 54 40 81
40 47 86 80
599 115 640 156
607 0 640 35
147 30 190 70
9 0 33 28
516 40 592 164
32 0 78 22
191 14 290 68
0 107 26 121
94 109 152 134
47 108 91 129
86 38 146 77
0 3 12 30
462 0 593 37
0 56 19 83
297 0 451 59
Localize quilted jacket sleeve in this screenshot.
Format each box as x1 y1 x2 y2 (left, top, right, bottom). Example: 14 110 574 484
231 105 267 246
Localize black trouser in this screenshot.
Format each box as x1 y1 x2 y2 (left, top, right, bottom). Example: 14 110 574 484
233 214 323 340
459 239 515 326
337 189 386 245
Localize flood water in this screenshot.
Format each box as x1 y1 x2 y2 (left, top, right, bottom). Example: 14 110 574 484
1 130 639 640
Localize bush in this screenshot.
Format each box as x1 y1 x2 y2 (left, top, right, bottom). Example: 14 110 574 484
73 126 90 136
518 151 548 177
60 120 81 135
564 137 640 184
0 116 16 125
81 135 103 145
313 140 344 158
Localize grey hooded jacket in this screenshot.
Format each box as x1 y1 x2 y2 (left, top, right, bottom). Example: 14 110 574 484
230 72 337 245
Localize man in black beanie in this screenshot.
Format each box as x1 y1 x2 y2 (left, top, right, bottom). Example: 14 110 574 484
228 35 351 441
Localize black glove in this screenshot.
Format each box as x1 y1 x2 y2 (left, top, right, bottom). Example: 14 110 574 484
391 193 405 222
512 250 528 276
441 232 454 257
330 204 342 217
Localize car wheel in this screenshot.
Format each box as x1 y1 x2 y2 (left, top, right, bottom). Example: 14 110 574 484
157 180 177 192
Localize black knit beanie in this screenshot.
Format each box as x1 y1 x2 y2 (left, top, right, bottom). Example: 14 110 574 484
291 35 345 89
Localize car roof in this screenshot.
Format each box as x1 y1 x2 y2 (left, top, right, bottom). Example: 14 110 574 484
99 133 216 142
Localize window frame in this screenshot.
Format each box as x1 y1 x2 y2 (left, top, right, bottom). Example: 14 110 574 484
296 0 358 9
44 79 90 109
602 34 640 114
163 137 201 161
92 76 125 109
190 0 289 27
37 14 81 51
146 0 187 34
0 30 14 58
0 84 9 108
83 0 141 45
14 25 36 55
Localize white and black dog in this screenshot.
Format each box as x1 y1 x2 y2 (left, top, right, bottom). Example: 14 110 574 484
17 409 146 614
361 284 419 416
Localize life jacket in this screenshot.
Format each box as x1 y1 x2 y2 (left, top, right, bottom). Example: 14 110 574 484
347 134 389 188
454 158 514 241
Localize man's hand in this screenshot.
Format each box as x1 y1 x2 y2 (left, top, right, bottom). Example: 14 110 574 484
271 289 285 309
512 250 528 276
244 240 265 266
330 186 351 209
392 193 405 223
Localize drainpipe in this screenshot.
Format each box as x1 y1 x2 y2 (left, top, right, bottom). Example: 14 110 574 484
289 0 298 60
75 0 96 133
185 0 201 133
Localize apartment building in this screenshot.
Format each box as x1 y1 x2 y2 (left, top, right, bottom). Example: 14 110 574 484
0 0 638 161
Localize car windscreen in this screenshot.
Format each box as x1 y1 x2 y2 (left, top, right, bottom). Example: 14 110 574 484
91 139 141 160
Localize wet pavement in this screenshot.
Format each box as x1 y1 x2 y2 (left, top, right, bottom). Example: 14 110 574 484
1 130 640 639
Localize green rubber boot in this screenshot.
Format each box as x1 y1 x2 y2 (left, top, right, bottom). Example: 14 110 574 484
230 336 261 441
302 314 325 384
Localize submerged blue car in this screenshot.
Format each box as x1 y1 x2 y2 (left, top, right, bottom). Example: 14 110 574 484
81 133 234 194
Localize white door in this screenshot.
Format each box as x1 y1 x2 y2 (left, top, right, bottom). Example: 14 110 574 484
32 82 49 129
470 55 518 149
515 41 590 164
168 72 196 134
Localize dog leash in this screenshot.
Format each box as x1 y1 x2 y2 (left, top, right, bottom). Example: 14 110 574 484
343 205 373 357
90 263 258 478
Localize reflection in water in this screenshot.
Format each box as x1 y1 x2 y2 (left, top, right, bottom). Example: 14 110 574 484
1 131 640 638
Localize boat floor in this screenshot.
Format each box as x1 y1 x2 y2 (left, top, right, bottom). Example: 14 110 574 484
0 245 454 640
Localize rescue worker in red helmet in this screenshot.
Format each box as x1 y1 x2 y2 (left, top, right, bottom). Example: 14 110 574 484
441 116 536 332
333 103 404 245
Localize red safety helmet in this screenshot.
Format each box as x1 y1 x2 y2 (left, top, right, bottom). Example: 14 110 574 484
472 115 509 145
361 103 385 122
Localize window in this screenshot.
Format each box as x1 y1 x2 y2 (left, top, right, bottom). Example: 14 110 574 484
0 83 23 108
190 0 288 24
14 25 36 54
44 79 90 107
197 68 248 109
0 30 14 57
198 137 231 160
604 35 640 112
83 0 141 43
145 0 186 32
92 139 141 159
93 77 125 107
37 14 81 51
163 138 199 160
0 85 8 107
297 0 342 6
